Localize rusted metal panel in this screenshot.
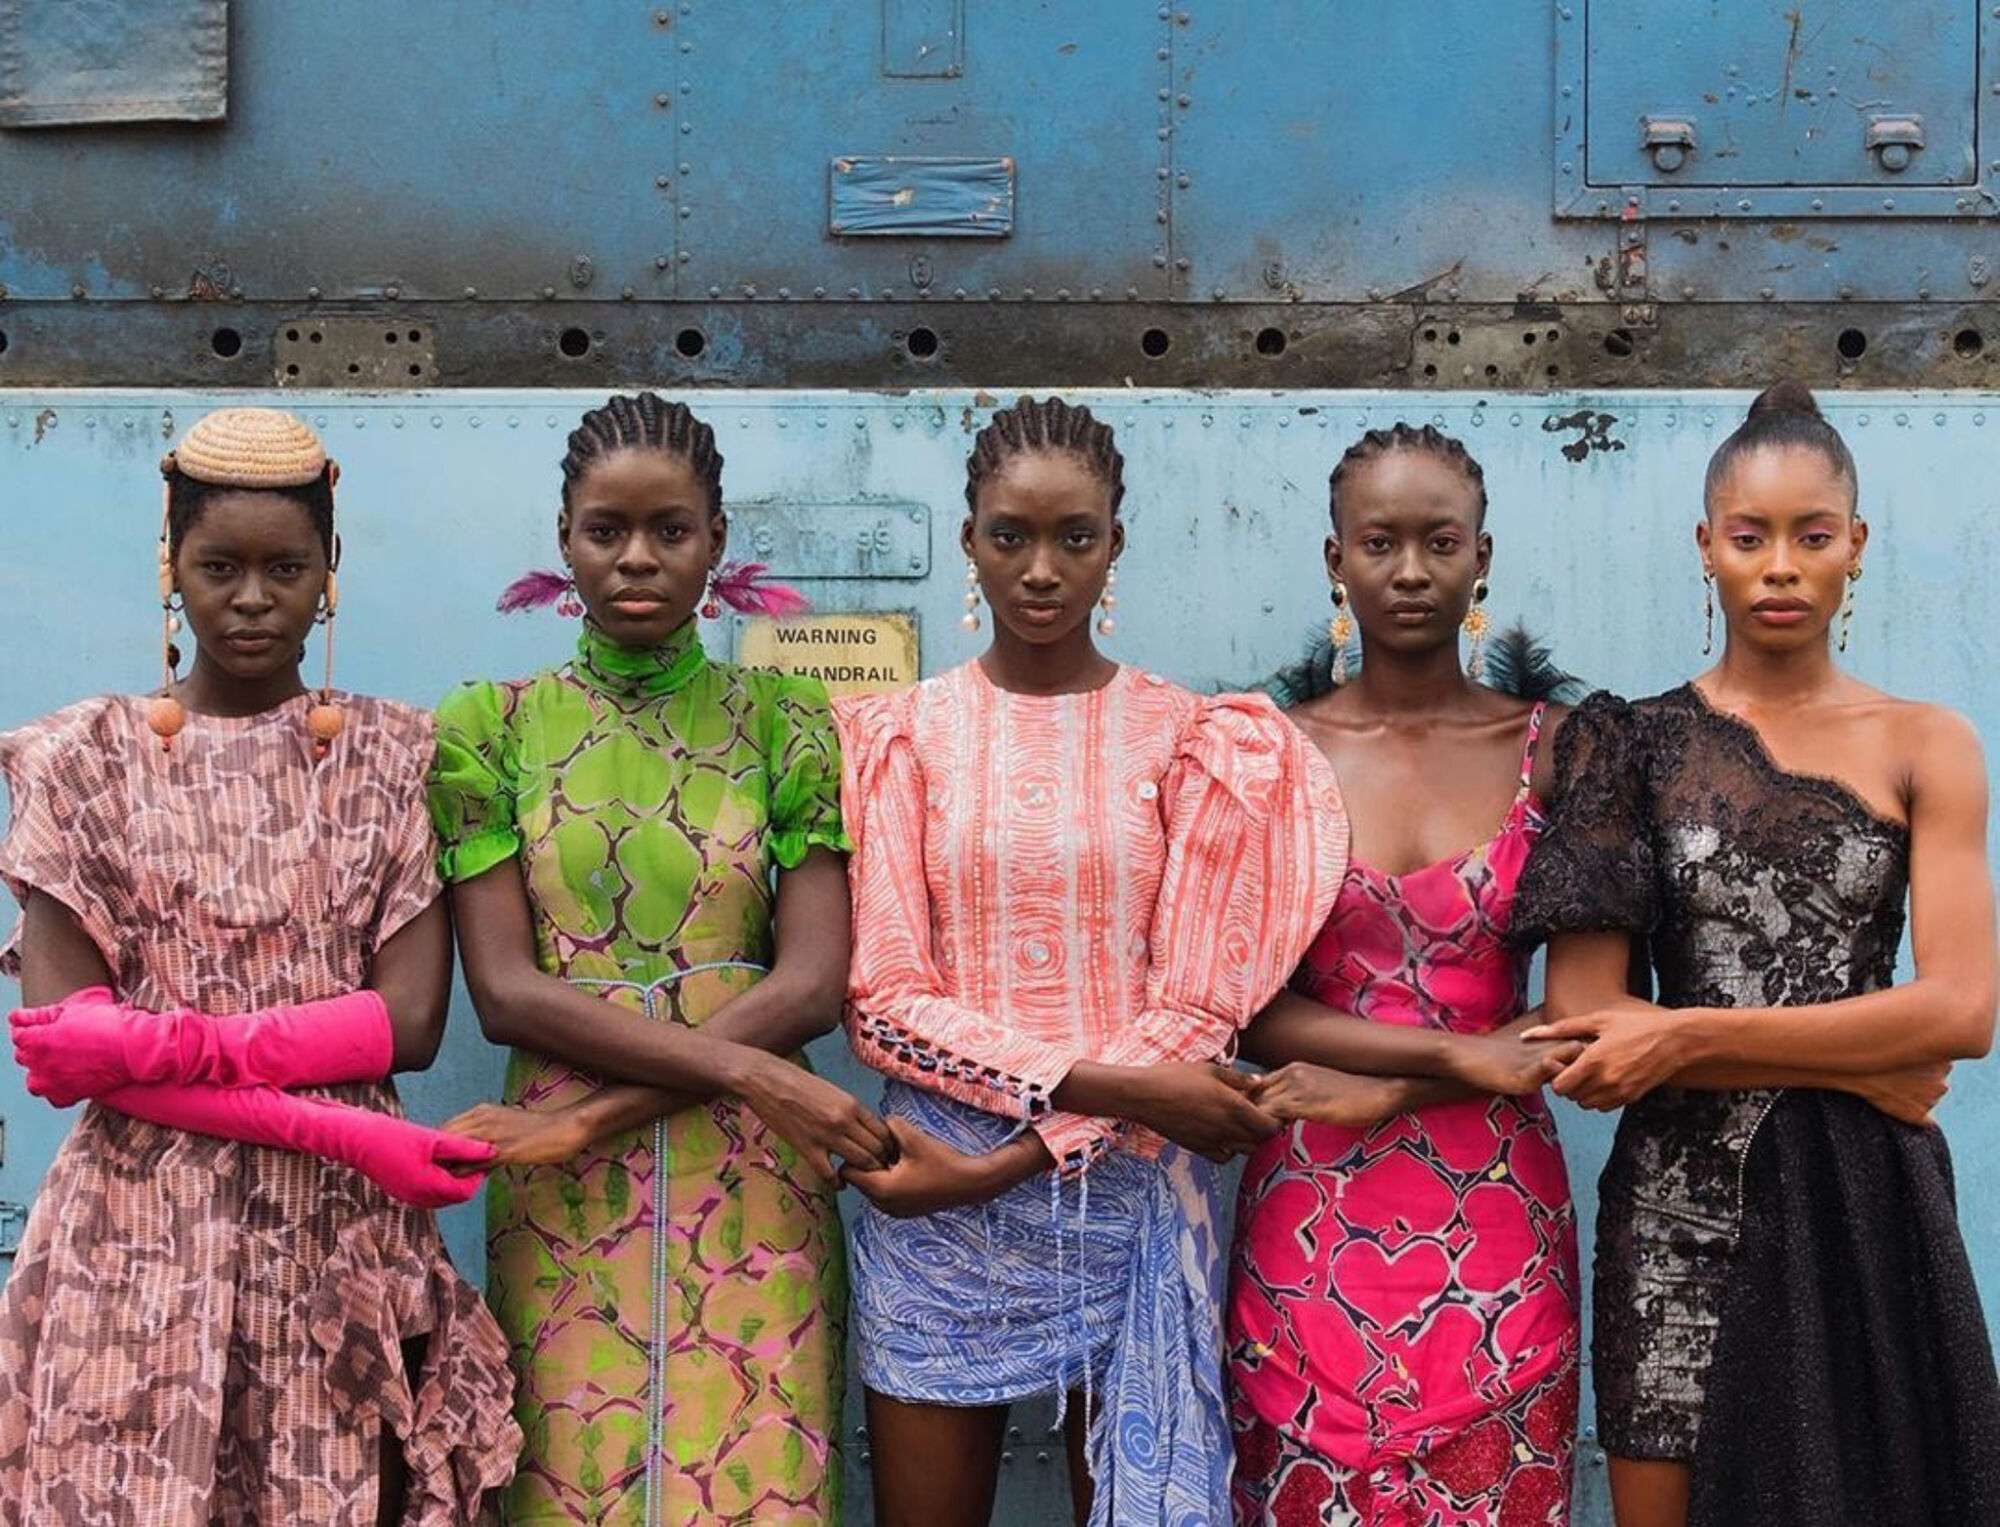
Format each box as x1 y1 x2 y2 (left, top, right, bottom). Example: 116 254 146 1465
830 155 1014 237
0 0 226 126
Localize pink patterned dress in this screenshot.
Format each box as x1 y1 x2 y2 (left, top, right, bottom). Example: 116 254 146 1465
1228 704 1579 1527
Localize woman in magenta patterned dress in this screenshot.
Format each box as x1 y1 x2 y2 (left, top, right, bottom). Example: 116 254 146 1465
1229 425 1585 1527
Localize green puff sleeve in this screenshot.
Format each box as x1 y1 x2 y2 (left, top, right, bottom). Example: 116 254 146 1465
763 674 853 869
428 680 525 884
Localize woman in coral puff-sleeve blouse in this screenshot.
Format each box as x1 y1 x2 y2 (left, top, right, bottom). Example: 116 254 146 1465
830 398 1347 1527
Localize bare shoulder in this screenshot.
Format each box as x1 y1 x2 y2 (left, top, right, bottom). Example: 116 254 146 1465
1902 700 1987 783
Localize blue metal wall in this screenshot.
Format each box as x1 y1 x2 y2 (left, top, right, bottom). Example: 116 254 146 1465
1 386 1995 1524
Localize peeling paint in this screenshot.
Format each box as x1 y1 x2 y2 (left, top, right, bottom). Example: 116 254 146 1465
1542 408 1626 462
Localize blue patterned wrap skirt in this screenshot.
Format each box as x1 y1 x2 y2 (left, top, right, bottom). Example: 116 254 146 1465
850 1080 1232 1527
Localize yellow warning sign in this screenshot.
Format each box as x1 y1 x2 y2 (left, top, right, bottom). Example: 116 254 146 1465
736 612 919 699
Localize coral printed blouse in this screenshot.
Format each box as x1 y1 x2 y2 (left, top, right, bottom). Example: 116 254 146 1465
838 660 1348 1169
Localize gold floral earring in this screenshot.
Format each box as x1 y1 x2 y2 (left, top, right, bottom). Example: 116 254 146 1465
1329 582 1354 685
1463 578 1491 681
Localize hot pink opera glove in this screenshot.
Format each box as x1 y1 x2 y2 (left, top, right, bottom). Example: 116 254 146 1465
102 1079 494 1209
11 988 394 1107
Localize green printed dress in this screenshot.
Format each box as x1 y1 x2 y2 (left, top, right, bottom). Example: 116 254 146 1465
428 620 850 1527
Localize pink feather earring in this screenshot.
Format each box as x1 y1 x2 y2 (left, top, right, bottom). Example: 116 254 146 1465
495 560 810 620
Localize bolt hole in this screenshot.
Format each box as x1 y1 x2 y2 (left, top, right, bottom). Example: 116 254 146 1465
675 326 707 359
385 330 399 344
558 326 592 359
347 362 361 375
1603 328 1635 358
285 363 299 376
1545 364 1559 378
1837 327 1868 361
1254 326 1287 357
285 327 300 342
1953 327 1983 359
904 326 940 360
1547 329 1560 342
1422 362 1438 379
210 327 243 359
308 330 324 344
408 329 422 342
1484 364 1499 379
1446 329 1461 346
1523 331 1538 346
0 329 11 356
408 363 423 377
1140 326 1171 358
1422 327 1438 342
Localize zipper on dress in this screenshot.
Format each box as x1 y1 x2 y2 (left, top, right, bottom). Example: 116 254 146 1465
1728 1089 1785 1245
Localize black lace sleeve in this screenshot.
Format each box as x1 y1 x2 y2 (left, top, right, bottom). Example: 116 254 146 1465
1511 689 1658 947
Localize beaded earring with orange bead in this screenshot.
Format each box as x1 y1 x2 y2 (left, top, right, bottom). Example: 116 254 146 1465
306 470 345 760
147 467 187 751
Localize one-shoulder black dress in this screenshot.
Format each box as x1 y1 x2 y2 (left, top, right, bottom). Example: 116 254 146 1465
1514 686 1999 1527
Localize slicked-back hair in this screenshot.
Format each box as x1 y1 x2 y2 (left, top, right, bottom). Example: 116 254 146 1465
1703 380 1858 514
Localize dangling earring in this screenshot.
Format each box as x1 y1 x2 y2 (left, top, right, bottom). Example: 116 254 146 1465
1328 582 1354 686
961 559 981 631
1463 578 1491 682
1702 571 1715 655
147 465 187 751
305 513 345 760
1838 563 1861 652
1096 563 1118 637
557 565 584 618
700 572 722 622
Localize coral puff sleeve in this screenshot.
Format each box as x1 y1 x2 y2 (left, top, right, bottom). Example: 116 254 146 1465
1100 692 1349 1070
1510 690 1658 947
838 688 1091 1131
0 699 135 979
427 680 524 886
761 674 853 869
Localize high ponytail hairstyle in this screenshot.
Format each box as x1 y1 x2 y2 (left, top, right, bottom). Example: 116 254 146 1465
1703 381 1859 515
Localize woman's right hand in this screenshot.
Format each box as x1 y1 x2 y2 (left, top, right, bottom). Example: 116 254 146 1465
1852 1062 1951 1127
1446 1029 1585 1097
735 1054 898 1180
1125 1062 1282 1161
1250 1062 1408 1131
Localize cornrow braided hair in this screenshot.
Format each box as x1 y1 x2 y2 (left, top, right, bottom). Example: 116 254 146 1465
1327 422 1488 529
964 395 1126 515
560 391 724 511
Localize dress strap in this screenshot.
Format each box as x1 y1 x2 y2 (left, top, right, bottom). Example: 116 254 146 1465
1516 701 1550 797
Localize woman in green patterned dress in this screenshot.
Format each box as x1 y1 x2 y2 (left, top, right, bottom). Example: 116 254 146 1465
428 392 892 1527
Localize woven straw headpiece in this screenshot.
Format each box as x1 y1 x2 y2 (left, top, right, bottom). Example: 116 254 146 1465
162 407 332 488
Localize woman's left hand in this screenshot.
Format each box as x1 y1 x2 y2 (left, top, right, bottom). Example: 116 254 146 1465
1523 1001 1688 1109
440 1101 591 1169
840 1117 1007 1218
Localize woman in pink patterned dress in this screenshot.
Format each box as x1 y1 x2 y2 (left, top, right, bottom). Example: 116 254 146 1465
1228 424 1584 1527
0 409 518 1526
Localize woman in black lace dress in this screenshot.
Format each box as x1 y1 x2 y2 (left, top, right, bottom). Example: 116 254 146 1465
1513 381 1999 1527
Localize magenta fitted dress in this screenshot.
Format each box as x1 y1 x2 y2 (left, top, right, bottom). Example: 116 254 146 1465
1228 704 1580 1527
